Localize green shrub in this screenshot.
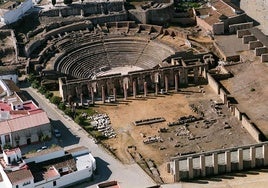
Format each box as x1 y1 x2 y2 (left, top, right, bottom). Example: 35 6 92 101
58 102 66 110
45 91 53 99
75 115 85 125
31 80 40 89
64 0 72 5
50 96 62 105
38 85 47 94
64 108 72 117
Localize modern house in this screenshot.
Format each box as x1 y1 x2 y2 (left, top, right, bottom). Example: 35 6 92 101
0 79 51 151
194 0 252 34
0 146 96 187
0 0 33 25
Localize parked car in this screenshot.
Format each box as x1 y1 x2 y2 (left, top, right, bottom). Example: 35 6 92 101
54 129 61 138
37 146 48 152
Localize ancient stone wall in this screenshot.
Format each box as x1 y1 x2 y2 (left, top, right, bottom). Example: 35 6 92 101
261 54 268 63
128 0 174 25
229 22 253 34
241 115 260 142
170 142 268 181
207 73 220 94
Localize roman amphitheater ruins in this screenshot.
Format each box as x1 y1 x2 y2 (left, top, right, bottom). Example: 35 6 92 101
1 0 268 185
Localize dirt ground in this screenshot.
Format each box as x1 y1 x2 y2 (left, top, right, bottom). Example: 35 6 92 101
92 84 256 183
221 58 268 138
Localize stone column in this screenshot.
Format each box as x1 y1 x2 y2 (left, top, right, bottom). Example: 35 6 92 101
263 144 268 166
212 153 218 175
238 148 243 170
155 83 158 95
174 160 180 182
90 87 94 104
185 69 188 85
101 86 105 103
194 67 198 84
124 84 127 100
144 82 147 97
165 75 169 93
133 80 136 98
174 73 179 92
179 69 184 83
80 93 83 106
75 86 79 98
187 157 193 179
250 146 256 168
225 151 231 173
113 87 117 102
200 155 206 177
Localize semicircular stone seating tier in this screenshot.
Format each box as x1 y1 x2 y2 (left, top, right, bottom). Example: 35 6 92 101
55 35 176 79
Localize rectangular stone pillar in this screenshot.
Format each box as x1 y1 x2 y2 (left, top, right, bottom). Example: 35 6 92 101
187 157 193 179
101 86 105 103
185 69 188 85
174 160 180 182
144 82 147 97
263 144 268 166
165 75 169 93
200 155 206 177
124 84 127 100
212 153 218 175
250 146 256 168
80 93 83 106
113 87 117 102
225 151 231 173
238 148 243 170
194 67 198 84
90 87 94 104
133 81 136 98
174 74 178 92
155 83 158 95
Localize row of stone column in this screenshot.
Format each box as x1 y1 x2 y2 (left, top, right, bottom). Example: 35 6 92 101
174 144 268 181
78 66 205 104
88 73 181 103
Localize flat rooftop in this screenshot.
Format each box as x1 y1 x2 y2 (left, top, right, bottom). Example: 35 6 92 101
214 34 249 58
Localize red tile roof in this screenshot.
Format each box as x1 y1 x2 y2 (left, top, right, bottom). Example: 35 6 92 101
0 121 11 135
8 112 50 132
6 168 33 185
0 111 50 135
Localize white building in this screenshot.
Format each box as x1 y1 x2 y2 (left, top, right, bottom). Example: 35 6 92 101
0 0 33 25
0 146 96 188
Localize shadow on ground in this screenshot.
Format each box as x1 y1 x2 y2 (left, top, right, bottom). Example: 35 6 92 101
68 157 112 188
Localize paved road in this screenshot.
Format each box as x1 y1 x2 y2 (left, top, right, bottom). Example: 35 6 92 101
21 85 156 188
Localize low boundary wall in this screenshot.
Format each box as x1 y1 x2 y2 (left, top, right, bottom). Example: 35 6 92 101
169 142 268 181
205 71 261 142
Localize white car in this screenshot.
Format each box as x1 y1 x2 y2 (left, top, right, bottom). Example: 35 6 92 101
54 129 61 138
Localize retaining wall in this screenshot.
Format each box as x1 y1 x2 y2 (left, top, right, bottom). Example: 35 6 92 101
242 35 256 44
229 22 253 34
170 142 268 181
207 73 219 94
219 88 227 104
261 53 268 62
237 29 250 38
255 47 268 56
241 115 260 142
249 41 263 50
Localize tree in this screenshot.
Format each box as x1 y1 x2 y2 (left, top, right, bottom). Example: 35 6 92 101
63 0 72 5
45 91 53 99
31 80 40 89
52 0 56 6
38 85 47 94
50 96 62 105
75 115 85 125
58 102 66 111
